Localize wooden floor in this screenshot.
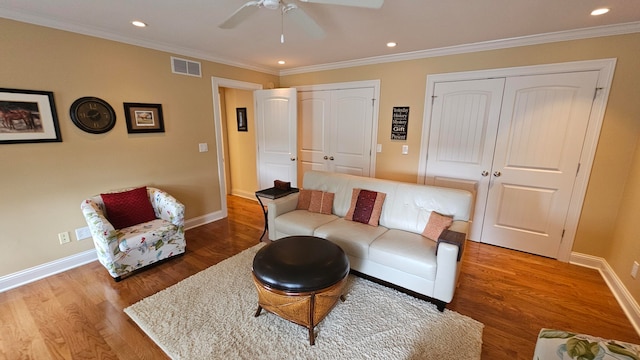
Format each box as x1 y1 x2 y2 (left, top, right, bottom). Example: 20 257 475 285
1 195 638 359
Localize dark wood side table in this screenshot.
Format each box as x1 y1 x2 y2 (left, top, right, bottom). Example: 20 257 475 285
255 187 299 241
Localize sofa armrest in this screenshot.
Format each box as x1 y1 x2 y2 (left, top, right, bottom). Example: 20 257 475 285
433 229 467 303
149 187 185 227
436 230 465 261
267 193 299 233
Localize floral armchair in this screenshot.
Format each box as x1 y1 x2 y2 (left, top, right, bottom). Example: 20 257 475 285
534 328 640 360
80 186 186 281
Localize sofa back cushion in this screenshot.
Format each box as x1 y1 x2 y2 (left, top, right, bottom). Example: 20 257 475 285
302 171 472 235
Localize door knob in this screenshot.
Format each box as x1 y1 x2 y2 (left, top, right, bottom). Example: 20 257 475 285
329 156 334 161
323 156 328 160
481 171 489 177
493 171 501 177
290 157 296 161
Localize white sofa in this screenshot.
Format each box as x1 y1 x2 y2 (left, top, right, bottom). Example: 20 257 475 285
267 171 472 310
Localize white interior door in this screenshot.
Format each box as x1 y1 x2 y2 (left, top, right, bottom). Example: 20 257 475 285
481 71 599 257
298 90 331 176
331 88 375 176
297 87 375 181
255 88 297 189
425 78 505 240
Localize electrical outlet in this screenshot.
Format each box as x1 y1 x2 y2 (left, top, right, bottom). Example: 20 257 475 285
75 226 92 240
58 232 71 244
632 261 639 279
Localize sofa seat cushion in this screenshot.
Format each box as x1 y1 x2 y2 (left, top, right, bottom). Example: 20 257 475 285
117 218 178 252
369 229 438 281
314 218 388 259
274 210 338 236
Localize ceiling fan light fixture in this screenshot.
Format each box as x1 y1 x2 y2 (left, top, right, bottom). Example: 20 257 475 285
591 8 610 16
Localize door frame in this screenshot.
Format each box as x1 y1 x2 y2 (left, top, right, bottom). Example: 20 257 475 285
417 58 617 262
294 80 381 178
211 77 263 218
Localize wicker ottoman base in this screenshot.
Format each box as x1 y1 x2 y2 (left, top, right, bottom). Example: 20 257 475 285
252 273 347 345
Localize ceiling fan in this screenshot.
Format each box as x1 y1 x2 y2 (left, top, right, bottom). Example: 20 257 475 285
219 0 384 41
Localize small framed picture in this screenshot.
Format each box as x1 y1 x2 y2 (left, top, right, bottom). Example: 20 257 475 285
236 107 247 132
123 103 164 133
0 88 61 144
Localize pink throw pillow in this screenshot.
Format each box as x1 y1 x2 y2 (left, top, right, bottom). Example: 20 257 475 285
422 212 454 241
296 189 313 210
308 191 334 215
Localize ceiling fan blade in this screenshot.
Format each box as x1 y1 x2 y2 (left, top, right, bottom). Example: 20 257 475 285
299 0 383 9
285 4 326 39
219 1 262 29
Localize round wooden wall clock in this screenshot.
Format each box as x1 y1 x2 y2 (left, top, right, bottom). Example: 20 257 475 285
69 97 116 134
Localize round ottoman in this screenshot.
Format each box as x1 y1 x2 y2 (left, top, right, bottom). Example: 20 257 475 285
252 236 350 345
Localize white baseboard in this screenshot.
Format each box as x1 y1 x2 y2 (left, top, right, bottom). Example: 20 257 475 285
184 210 225 230
571 252 640 336
0 211 225 293
0 249 98 293
230 190 258 201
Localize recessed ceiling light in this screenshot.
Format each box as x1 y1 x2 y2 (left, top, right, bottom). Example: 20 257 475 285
387 42 397 48
591 8 610 16
132 20 147 27
278 60 286 65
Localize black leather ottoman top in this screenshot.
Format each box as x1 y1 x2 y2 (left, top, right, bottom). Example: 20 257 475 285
253 236 350 292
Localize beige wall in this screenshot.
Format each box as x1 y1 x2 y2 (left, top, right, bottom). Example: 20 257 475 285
281 33 640 299
3 17 640 302
223 88 258 198
0 19 278 276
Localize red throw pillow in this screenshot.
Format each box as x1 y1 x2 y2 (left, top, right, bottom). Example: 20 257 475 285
308 191 334 215
422 212 454 241
345 188 386 226
101 187 157 229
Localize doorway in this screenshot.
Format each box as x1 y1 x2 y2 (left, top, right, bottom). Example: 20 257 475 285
212 78 263 219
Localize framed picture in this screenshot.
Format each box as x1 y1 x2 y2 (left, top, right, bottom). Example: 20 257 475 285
236 107 248 132
0 88 61 144
123 103 165 133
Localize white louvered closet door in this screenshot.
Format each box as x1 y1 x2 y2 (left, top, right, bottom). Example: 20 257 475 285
426 78 505 242
482 71 599 257
426 71 599 258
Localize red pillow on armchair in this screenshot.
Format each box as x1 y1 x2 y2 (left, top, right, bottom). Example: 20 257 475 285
101 187 157 229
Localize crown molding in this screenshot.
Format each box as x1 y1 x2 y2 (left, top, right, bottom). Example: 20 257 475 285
279 21 640 76
0 8 280 76
2 8 638 78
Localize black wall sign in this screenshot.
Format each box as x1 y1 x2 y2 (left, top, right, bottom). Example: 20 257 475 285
391 106 409 140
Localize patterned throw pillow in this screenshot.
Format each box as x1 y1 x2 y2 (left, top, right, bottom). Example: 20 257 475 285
345 188 386 226
308 191 334 215
101 187 157 229
421 211 454 241
296 189 312 210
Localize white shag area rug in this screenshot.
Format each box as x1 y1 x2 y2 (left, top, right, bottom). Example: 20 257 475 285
125 244 483 360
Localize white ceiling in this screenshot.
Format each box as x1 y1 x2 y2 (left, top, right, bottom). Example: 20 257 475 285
1 0 639 74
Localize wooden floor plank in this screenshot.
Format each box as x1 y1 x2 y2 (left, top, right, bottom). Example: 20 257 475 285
0 195 637 360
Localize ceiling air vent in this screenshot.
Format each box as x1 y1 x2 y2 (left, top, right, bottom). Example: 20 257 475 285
171 56 201 77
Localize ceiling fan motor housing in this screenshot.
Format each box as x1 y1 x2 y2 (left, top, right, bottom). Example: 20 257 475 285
262 0 281 10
